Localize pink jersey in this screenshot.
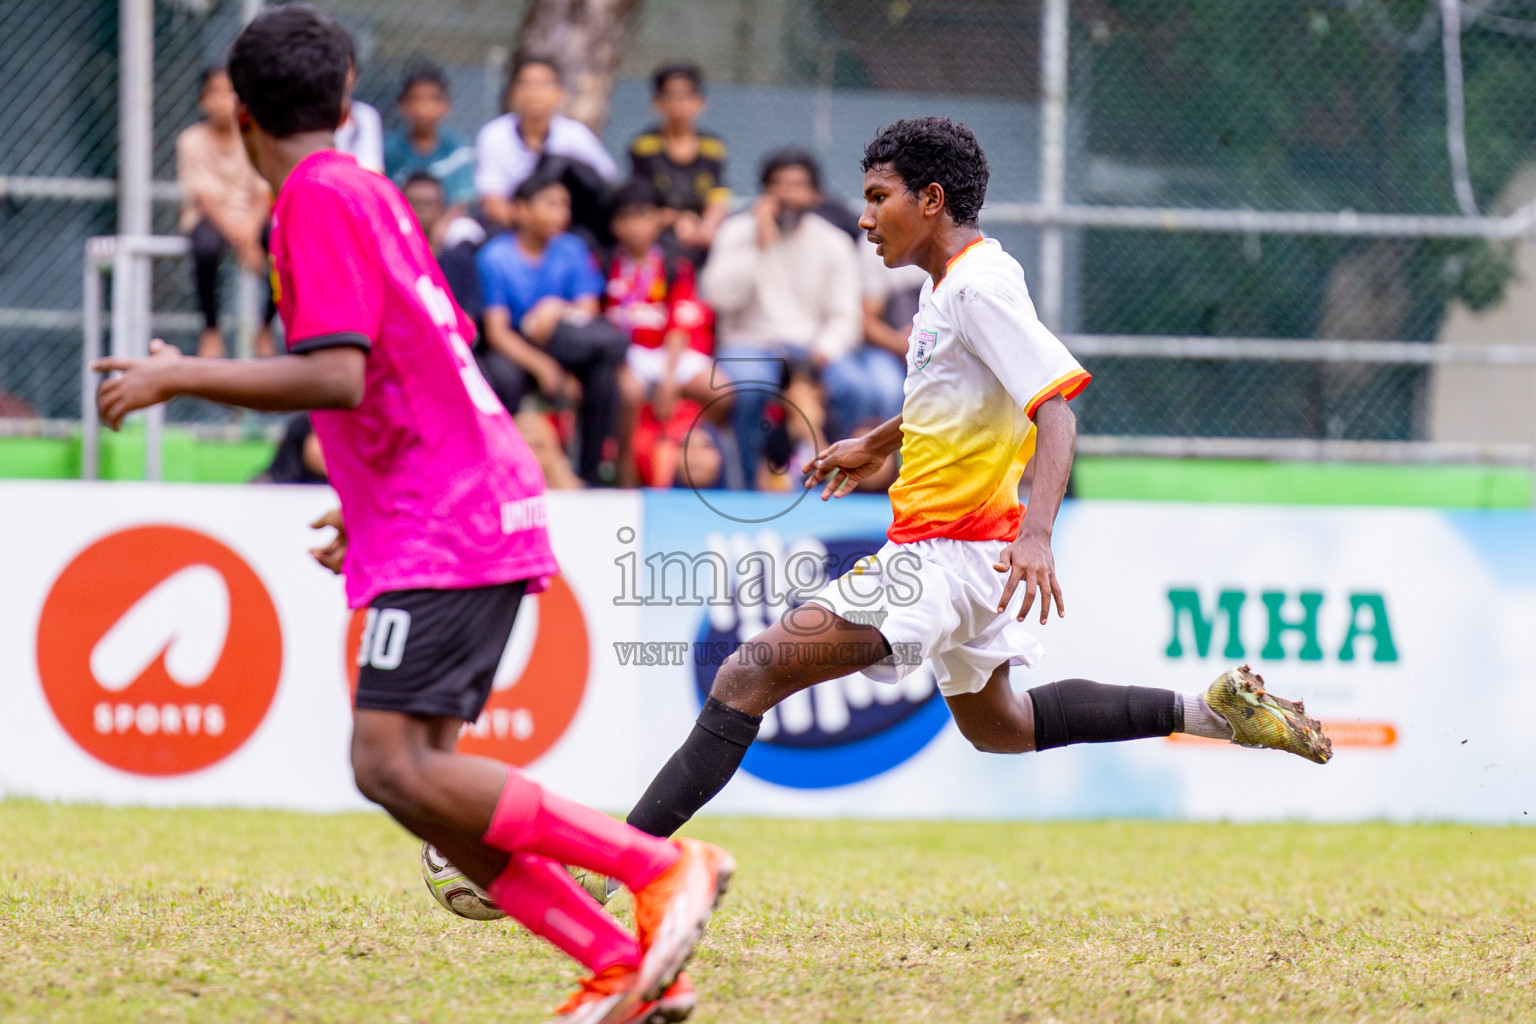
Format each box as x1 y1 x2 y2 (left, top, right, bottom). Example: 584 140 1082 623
270 150 559 607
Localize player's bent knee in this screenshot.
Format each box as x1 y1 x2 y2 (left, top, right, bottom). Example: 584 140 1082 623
350 746 424 813
957 723 1032 755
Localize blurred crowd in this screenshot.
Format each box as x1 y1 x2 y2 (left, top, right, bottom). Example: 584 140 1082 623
183 54 922 494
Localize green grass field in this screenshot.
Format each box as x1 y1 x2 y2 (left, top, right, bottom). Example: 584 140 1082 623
1 802 1532 1023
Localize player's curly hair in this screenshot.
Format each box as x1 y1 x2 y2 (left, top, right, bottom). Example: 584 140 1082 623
861 117 989 226
228 4 352 139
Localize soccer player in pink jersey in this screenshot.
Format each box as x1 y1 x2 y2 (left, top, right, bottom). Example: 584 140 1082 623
92 7 728 1022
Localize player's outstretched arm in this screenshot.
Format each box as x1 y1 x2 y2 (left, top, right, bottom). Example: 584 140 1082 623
802 412 903 500
995 394 1076 624
92 340 365 429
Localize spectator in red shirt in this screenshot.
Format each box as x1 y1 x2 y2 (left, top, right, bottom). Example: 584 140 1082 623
604 178 731 487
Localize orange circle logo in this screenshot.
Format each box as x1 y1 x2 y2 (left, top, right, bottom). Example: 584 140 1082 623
345 577 589 766
36 526 283 776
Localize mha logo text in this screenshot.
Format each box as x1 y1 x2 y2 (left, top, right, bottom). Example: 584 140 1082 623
1165 587 1398 662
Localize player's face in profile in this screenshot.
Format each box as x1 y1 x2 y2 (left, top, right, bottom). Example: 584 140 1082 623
861 165 924 268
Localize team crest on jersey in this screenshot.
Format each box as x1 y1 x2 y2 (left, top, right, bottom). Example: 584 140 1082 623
912 329 938 370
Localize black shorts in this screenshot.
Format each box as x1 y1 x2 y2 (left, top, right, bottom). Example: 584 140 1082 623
354 581 528 720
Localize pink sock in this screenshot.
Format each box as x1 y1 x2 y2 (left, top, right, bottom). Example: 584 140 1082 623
487 852 641 973
484 770 680 892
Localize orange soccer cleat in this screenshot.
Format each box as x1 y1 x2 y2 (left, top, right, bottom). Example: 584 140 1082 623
628 838 735 1003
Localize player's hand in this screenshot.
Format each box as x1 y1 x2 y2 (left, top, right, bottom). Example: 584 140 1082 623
91 338 183 430
673 210 705 249
519 298 567 346
994 530 1065 624
652 376 680 422
527 352 569 401
802 436 886 500
308 508 347 575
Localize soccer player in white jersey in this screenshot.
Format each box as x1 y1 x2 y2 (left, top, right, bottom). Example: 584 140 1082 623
621 117 1331 844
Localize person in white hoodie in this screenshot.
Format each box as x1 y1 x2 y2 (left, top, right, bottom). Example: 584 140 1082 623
699 147 861 487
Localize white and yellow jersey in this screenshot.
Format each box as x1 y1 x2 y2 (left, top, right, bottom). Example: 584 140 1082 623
888 237 1090 544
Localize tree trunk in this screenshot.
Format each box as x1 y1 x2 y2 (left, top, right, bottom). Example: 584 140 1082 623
1311 239 1419 439
515 0 636 135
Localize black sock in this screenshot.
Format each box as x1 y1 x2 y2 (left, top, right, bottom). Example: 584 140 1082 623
626 696 763 838
1027 679 1180 751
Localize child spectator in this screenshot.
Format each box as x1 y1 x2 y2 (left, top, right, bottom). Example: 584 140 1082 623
402 172 486 318
476 55 617 231
385 64 476 206
627 64 730 259
175 64 275 359
254 413 328 484
757 358 825 492
604 179 727 487
477 170 627 485
403 171 581 491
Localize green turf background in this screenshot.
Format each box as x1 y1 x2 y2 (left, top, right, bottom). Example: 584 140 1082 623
2 431 1528 506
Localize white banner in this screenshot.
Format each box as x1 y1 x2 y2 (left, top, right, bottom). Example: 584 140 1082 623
1 482 1531 822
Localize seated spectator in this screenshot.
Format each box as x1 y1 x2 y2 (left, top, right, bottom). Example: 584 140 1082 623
824 239 926 441
603 178 728 486
335 56 384 173
700 147 860 487
385 64 476 207
476 55 617 231
254 413 327 484
533 154 619 253
476 170 628 485
402 171 583 490
402 172 486 318
757 358 825 492
628 63 730 259
0 388 37 418
176 64 275 359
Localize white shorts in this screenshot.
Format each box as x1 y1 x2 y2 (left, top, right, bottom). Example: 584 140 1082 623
804 536 1045 698
625 345 713 386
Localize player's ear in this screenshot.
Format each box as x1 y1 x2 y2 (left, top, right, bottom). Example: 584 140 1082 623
337 95 352 132
922 182 946 219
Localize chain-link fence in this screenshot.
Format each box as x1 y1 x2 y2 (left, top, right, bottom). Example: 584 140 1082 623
4 1 1536 460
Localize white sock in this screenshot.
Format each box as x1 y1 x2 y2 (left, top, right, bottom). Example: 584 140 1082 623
1180 692 1233 740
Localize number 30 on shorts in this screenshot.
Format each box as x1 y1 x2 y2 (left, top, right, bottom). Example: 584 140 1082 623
357 608 412 671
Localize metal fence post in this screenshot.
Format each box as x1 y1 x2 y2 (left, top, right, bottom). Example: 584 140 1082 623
119 0 157 479
236 270 259 360
1529 214 1536 511
81 248 102 481
1038 0 1069 333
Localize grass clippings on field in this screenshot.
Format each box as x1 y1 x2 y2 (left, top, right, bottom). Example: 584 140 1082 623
0 802 1532 1023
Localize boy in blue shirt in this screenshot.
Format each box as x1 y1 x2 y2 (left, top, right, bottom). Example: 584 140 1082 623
477 170 628 485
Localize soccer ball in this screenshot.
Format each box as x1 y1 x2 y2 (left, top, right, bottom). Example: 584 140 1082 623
420 842 505 921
